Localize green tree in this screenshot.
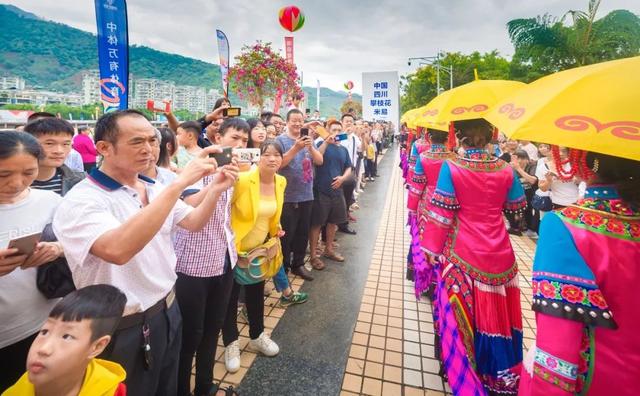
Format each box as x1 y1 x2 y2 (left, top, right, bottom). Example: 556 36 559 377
507 0 640 80
400 51 511 113
340 99 362 118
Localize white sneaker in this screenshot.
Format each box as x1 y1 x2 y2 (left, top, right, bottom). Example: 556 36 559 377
248 332 279 357
224 340 241 373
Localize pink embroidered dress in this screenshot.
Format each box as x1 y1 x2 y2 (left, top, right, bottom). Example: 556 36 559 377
423 148 527 395
405 137 432 282
519 185 640 396
406 144 453 295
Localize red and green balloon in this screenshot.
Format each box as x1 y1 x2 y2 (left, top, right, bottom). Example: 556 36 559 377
278 5 305 32
344 81 354 90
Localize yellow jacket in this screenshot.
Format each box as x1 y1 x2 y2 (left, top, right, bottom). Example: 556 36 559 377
3 358 126 396
231 167 286 253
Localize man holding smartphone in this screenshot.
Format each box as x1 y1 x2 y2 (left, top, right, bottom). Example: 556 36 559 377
275 109 323 281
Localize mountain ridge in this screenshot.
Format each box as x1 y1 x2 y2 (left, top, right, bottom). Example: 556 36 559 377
0 4 359 116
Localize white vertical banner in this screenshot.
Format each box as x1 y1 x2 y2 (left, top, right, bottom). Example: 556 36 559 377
362 71 399 125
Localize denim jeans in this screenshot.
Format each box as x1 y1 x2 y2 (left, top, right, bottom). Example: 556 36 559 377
273 266 289 292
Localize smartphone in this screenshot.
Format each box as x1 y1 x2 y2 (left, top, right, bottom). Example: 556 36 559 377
305 108 311 115
8 232 42 257
223 107 241 117
210 147 233 166
335 133 349 142
234 148 261 163
146 99 170 113
300 128 309 137
316 126 329 139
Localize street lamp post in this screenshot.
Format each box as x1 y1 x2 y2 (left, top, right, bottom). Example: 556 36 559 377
408 55 453 95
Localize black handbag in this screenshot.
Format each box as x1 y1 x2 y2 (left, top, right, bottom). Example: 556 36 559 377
36 224 76 299
532 194 553 211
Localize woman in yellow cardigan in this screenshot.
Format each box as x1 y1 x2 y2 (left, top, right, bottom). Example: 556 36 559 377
222 141 308 373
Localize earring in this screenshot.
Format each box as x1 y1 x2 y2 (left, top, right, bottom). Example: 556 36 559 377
592 158 600 173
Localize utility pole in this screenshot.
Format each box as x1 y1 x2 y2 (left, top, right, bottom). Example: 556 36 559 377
408 54 453 95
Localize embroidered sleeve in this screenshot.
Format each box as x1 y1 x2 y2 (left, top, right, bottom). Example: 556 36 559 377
407 157 426 212
503 169 527 214
527 314 586 396
431 162 460 210
532 213 617 329
406 142 419 185
422 161 457 255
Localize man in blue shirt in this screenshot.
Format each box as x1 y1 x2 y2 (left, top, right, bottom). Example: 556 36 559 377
308 120 352 270
275 109 324 280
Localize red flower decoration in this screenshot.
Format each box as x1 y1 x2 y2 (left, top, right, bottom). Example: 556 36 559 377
562 207 581 220
539 280 556 299
580 212 606 228
587 289 607 309
605 219 626 235
560 284 586 304
629 223 640 238
532 280 539 295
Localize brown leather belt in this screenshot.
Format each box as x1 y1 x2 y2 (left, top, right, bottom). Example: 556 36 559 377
117 289 176 330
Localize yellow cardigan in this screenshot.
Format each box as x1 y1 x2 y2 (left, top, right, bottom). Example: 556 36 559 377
230 167 287 253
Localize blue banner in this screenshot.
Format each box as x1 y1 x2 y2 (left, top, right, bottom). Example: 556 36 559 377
95 0 129 112
216 30 230 98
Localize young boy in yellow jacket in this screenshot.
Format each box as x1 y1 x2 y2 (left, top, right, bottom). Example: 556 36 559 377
3 285 127 396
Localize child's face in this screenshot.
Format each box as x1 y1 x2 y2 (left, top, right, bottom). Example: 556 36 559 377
26 317 110 387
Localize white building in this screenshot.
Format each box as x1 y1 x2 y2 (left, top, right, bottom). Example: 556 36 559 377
81 70 100 105
0 89 82 107
0 76 26 90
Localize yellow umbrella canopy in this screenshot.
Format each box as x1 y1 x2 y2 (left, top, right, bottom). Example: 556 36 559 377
484 56 640 161
415 80 526 128
401 107 422 129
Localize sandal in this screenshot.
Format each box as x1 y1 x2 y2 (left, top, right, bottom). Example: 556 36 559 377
323 251 345 262
310 257 325 270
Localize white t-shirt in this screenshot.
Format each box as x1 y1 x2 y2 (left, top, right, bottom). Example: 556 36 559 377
53 171 192 315
340 134 362 166
534 158 550 197
0 189 61 348
520 143 539 161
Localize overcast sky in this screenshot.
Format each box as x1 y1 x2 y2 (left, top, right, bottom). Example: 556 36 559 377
4 0 638 93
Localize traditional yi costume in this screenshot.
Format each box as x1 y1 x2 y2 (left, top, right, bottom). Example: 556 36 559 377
519 185 640 395
423 148 527 395
407 143 453 296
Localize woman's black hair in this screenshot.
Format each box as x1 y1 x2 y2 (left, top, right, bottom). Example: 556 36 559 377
260 139 283 156
246 118 264 149
157 127 176 168
586 152 640 207
213 97 231 110
0 130 42 160
454 119 493 148
427 129 448 145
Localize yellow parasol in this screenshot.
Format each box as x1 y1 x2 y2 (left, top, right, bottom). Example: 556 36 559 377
401 107 422 129
484 56 640 161
414 79 526 128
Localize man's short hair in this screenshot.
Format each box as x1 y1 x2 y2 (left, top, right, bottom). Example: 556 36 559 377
178 121 202 138
219 117 250 136
24 118 74 138
48 285 127 342
286 108 303 121
327 120 342 129
341 113 355 122
94 109 149 144
27 112 56 123
260 111 274 122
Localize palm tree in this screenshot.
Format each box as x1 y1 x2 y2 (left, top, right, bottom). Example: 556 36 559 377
507 0 640 77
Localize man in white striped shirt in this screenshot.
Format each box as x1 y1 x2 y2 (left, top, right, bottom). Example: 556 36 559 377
53 110 238 396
